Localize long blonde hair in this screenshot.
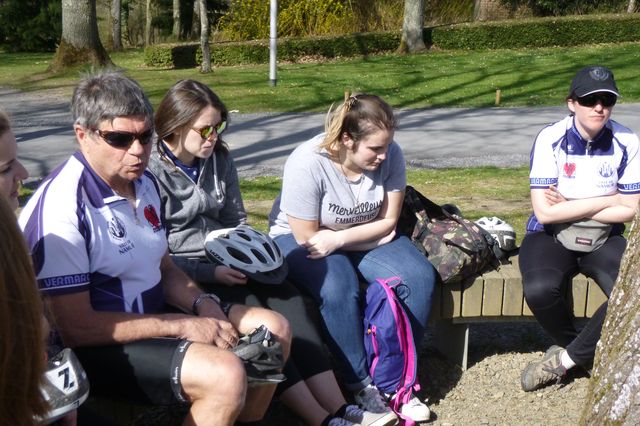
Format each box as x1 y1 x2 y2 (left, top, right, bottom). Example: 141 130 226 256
0 196 48 425
319 93 397 156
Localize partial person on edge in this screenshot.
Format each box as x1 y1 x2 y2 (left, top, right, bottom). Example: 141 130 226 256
519 66 640 391
17 71 292 426
0 110 29 211
0 193 49 426
2 110 91 426
147 79 395 426
269 93 437 423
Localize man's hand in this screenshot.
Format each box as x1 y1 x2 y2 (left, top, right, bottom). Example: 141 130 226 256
177 315 239 348
214 265 248 286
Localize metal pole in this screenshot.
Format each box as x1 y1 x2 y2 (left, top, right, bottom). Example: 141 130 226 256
269 0 278 87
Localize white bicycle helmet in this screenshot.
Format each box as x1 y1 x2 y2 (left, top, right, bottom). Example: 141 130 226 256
204 224 288 285
475 216 517 252
38 348 90 425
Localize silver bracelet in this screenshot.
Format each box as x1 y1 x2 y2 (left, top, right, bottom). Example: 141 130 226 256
192 293 221 315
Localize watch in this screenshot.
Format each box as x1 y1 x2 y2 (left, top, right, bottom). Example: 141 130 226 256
192 293 221 315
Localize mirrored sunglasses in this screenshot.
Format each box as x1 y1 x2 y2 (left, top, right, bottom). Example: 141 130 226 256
193 121 227 139
93 129 154 148
576 93 617 108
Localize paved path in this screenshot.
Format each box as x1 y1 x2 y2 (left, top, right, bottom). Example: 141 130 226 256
3 87 640 180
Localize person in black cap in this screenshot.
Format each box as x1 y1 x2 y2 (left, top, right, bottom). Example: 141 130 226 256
518 65 640 391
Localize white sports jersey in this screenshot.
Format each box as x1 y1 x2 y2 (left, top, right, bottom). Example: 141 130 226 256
526 115 640 232
19 152 168 314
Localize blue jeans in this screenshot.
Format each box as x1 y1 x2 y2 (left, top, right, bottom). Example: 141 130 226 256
274 233 437 390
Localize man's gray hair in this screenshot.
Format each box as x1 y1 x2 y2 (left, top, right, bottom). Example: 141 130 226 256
71 70 153 129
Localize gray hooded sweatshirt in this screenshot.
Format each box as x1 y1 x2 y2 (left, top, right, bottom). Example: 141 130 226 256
147 141 247 284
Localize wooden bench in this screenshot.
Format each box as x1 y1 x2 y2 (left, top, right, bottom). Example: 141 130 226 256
430 256 608 370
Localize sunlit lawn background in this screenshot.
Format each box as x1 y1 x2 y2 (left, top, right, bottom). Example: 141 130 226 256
8 42 639 241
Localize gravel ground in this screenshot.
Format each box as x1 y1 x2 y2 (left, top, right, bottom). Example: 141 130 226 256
259 322 590 426
417 322 590 426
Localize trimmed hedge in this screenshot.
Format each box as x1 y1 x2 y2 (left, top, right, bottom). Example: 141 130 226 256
144 43 199 68
145 31 401 68
144 14 640 68
431 14 640 50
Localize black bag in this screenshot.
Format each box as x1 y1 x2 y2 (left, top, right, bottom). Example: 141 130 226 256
397 186 501 283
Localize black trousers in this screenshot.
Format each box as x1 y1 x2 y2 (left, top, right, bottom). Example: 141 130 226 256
519 231 625 368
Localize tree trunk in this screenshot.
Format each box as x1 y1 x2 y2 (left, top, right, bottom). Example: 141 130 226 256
121 0 131 46
398 0 426 53
111 0 122 50
50 0 113 72
173 0 181 39
192 0 201 38
474 0 493 21
145 0 152 46
628 0 636 13
199 0 211 73
581 212 640 423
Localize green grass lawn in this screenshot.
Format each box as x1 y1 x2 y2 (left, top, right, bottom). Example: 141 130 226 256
1 42 640 112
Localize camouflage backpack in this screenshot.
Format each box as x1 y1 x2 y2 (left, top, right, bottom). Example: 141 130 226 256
398 186 500 284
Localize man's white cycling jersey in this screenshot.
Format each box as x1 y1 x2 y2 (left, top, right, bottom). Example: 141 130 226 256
526 115 640 232
19 152 168 314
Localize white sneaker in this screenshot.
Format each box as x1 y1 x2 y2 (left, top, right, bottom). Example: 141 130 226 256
354 384 392 414
342 404 398 426
395 394 430 422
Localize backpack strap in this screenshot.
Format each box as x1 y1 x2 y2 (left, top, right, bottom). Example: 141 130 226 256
376 277 420 426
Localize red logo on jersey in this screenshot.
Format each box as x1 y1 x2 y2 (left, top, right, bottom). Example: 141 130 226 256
563 162 576 178
144 205 162 232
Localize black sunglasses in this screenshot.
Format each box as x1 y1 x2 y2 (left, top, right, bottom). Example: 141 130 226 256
93 128 154 148
576 93 617 108
192 121 227 140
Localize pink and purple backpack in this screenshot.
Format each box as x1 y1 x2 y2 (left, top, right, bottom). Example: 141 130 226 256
363 276 420 425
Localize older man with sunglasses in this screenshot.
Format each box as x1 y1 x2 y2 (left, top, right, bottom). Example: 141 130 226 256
518 65 640 392
18 71 292 425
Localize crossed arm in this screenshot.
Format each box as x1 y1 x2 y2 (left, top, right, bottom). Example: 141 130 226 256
531 185 640 225
287 190 404 258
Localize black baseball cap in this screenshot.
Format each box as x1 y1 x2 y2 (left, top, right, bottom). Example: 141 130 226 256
568 66 620 98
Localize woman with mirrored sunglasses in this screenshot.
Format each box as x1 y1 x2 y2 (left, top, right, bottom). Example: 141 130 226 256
519 65 640 392
149 79 394 426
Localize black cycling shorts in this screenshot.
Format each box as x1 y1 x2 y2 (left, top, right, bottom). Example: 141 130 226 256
75 338 192 405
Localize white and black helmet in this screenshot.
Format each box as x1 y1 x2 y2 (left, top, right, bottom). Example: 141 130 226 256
475 216 517 252
38 348 90 425
204 224 288 285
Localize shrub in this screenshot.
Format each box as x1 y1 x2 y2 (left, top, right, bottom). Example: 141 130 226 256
145 32 400 68
144 14 640 68
431 14 640 50
0 0 61 52
144 44 199 68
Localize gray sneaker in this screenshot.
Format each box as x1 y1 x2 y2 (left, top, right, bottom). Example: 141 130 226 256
328 417 356 426
521 345 567 392
354 384 392 414
342 404 398 426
